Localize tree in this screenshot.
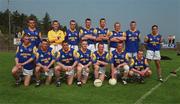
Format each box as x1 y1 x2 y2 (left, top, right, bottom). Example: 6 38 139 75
42 12 51 36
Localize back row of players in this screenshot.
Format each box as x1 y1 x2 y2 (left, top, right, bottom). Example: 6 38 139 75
12 18 163 87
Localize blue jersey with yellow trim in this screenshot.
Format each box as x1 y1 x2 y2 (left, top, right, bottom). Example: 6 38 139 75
96 27 109 44
36 47 55 67
16 43 36 70
57 48 77 66
146 34 161 51
131 56 149 71
110 31 124 48
65 29 79 45
110 50 128 67
80 28 95 44
125 30 140 52
93 51 109 67
78 49 92 65
23 28 41 47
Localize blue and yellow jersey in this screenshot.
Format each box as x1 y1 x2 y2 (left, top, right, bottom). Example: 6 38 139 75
36 47 55 68
145 34 162 51
109 31 126 48
57 48 78 66
22 28 41 47
65 29 79 45
93 51 109 67
79 27 96 44
16 43 36 70
110 50 129 67
130 56 149 71
125 30 140 53
95 27 110 44
77 49 93 65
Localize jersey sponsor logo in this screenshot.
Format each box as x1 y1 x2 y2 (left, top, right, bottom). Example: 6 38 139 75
28 48 32 52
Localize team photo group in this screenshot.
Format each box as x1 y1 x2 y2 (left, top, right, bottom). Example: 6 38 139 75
11 17 163 87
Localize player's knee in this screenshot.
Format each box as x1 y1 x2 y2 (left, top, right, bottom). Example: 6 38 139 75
35 66 41 73
123 65 129 73
55 66 61 72
145 70 152 77
12 67 18 75
94 65 99 70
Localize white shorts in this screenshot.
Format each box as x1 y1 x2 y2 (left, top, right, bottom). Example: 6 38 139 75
69 45 79 51
79 64 89 76
23 69 33 76
45 68 54 77
50 44 62 53
117 65 130 73
127 52 137 58
87 44 96 52
110 47 116 52
99 67 106 74
146 50 161 60
96 43 109 52
65 69 75 76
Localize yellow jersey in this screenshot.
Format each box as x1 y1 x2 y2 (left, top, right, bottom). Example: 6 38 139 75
48 29 66 45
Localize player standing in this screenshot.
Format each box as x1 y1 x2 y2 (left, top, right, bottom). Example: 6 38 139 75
79 18 96 52
125 21 141 58
109 22 126 52
48 20 66 53
144 25 163 82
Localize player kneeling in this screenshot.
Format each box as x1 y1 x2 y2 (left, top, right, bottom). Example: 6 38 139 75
76 41 93 86
129 50 152 83
55 41 78 87
11 34 36 87
93 43 109 84
34 39 56 87
110 43 130 85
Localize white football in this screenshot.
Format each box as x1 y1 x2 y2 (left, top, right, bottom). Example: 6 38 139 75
94 79 102 87
109 78 117 85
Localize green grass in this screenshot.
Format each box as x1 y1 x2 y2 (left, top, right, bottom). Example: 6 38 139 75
0 50 180 104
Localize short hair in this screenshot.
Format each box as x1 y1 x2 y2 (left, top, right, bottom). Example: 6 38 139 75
70 19 76 24
100 18 106 23
114 22 120 27
130 21 136 24
22 34 30 38
81 40 88 44
152 25 158 30
52 20 59 24
27 17 36 23
62 40 68 45
85 18 91 22
42 39 49 43
98 42 104 47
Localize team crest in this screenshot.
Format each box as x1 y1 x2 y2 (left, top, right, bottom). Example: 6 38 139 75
20 49 23 52
114 55 117 58
40 54 44 57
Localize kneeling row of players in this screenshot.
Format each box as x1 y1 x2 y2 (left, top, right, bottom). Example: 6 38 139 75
12 37 152 87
